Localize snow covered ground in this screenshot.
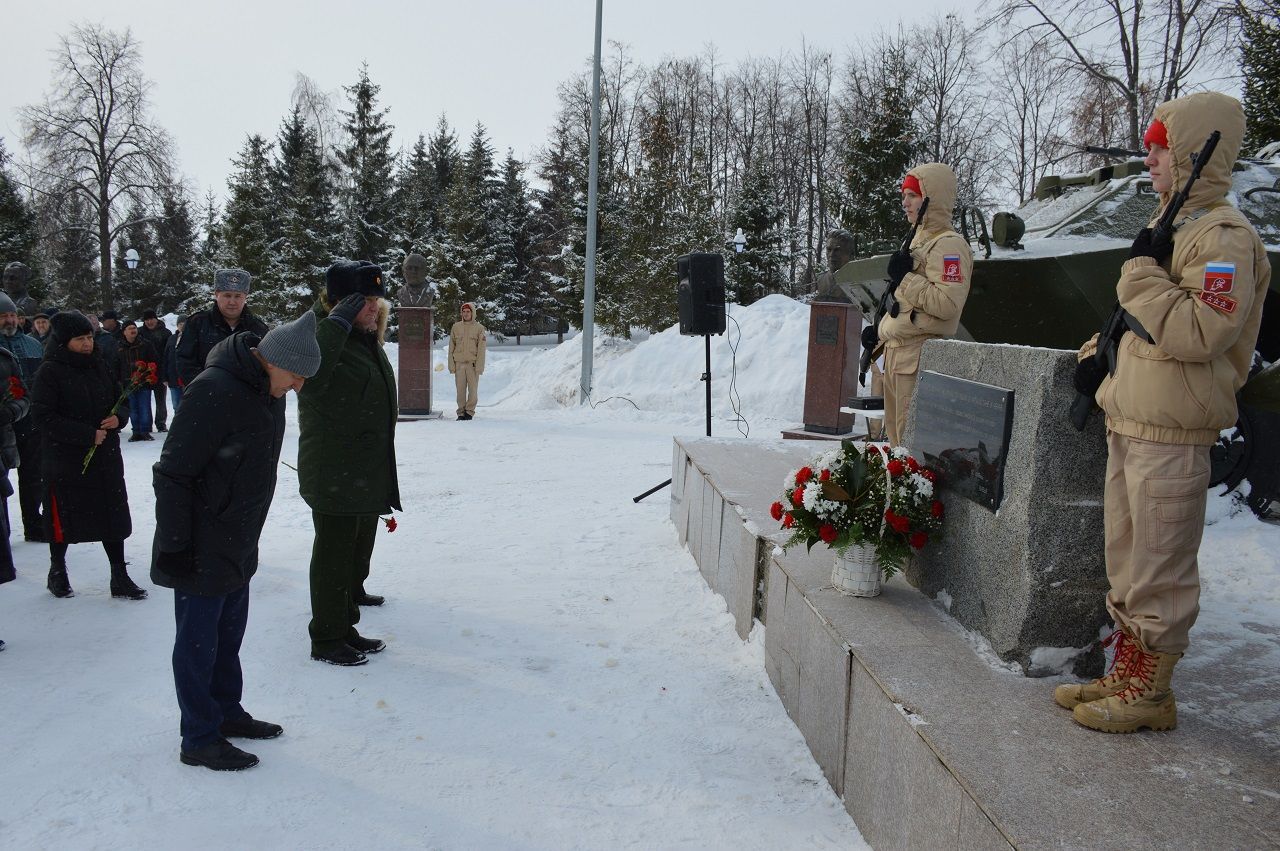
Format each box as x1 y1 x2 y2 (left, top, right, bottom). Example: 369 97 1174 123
2 294 1277 847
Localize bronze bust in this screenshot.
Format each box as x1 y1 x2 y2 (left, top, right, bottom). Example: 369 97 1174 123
398 253 434 307
814 230 856 302
2 262 39 317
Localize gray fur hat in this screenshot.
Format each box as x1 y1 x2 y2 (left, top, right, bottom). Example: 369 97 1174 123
0 293 16 314
255 311 321 378
215 268 252 293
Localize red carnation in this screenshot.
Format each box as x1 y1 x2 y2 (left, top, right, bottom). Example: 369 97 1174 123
819 523 838 543
796 466 814 485
884 509 910 534
770 501 784 521
789 488 803 507
7 376 24 400
931 500 944 518
887 459 905 477
910 531 928 549
381 515 397 533
135 360 146 369
782 512 795 529
923 469 937 483
819 469 831 482
906 456 919 472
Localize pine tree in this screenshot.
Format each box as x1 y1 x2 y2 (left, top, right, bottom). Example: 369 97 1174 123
337 64 397 271
726 158 786 305
1241 1 1280 152
222 135 277 288
150 185 201 315
431 124 504 327
270 107 338 317
0 139 40 297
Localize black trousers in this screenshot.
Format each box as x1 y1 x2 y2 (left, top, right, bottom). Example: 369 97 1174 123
152 383 168 428
172 585 251 750
13 418 42 536
308 512 377 651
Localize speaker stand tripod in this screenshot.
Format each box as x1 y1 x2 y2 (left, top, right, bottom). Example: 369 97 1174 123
633 334 711 503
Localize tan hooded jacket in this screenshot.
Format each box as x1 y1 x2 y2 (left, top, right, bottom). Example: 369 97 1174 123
1094 92 1270 446
448 303 487 374
877 163 973 367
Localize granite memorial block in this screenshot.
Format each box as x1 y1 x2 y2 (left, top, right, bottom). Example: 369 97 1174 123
803 301 862 435
912 371 1014 512
397 306 435 419
903 339 1110 676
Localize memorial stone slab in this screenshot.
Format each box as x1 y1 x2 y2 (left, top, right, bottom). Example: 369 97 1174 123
396 306 438 419
903 339 1110 676
913 372 1014 512
802 301 862 434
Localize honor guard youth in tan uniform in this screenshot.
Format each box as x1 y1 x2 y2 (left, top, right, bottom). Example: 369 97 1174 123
1058 92 1270 733
876 164 972 445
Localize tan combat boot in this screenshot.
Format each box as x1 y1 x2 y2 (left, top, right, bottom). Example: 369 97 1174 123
1054 627 1136 710
1072 641 1180 733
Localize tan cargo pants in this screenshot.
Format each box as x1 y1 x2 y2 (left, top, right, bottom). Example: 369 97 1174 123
454 362 479 416
882 343 921 446
1104 432 1210 654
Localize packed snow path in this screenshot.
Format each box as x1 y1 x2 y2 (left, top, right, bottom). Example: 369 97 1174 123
0 379 865 848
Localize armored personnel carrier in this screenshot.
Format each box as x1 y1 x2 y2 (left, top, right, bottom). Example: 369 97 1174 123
833 146 1280 515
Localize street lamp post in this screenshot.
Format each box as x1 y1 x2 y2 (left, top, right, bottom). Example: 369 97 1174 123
733 228 746 254
125 248 139 315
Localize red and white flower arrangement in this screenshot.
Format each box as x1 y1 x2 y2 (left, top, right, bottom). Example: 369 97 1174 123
770 441 945 577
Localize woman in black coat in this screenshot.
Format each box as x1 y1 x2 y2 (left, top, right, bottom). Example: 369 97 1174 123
30 311 145 600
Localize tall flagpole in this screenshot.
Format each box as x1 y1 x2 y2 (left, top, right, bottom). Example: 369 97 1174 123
580 0 603 405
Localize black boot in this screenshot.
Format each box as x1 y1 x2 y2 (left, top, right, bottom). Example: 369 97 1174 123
180 739 259 771
47 560 74 598
109 562 148 600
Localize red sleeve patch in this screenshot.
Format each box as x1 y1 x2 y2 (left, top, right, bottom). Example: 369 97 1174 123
1199 291 1237 313
941 255 963 283
1203 262 1235 294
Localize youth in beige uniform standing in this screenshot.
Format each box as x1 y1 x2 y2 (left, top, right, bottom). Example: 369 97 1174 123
448 302 486 421
1058 92 1269 733
876 163 972 446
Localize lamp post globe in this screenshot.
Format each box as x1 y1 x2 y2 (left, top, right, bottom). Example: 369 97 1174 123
733 228 746 254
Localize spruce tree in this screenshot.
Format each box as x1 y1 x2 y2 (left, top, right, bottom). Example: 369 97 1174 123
114 198 157 316
150 185 201 314
42 194 100 309
530 114 579 339
1241 1 1280 152
271 107 338 317
0 139 40 298
222 135 276 287
726 159 786 306
492 151 542 340
432 124 504 326
395 134 438 258
337 64 397 271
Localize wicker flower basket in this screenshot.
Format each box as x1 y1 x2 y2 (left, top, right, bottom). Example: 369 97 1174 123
832 543 882 597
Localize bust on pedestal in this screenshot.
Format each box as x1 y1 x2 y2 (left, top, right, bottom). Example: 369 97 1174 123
396 252 440 420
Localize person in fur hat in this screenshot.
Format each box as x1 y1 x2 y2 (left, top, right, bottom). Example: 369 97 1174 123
448 302 486 420
298 260 401 666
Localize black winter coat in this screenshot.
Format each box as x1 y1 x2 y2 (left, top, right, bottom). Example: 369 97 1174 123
116 337 160 386
163 333 181 386
0 348 31 471
151 333 285 596
94 330 118 366
175 305 269 387
31 343 131 544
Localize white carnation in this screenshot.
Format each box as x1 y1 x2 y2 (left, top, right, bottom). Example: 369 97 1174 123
909 473 933 499
802 481 823 511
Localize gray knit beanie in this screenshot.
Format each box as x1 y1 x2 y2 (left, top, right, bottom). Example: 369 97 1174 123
0 293 16 314
256 311 321 378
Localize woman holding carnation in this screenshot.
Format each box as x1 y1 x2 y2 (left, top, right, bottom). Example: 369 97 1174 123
116 321 160 442
30 311 144 600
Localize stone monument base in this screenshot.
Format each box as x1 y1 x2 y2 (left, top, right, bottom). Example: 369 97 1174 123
669 436 1279 850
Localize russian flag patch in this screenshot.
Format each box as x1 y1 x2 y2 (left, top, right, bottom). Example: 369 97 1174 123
942 255 963 283
1203 262 1235 294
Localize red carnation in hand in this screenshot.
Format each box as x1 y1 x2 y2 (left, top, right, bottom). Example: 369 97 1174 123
910 531 928 549
931 500 944 518
381 515 397 533
887 459 905 477
819 469 831 482
782 512 795 529
795 466 814 485
770 501 784 521
884 509 910 534
7 376 24 400
818 523 838 543
135 360 146 369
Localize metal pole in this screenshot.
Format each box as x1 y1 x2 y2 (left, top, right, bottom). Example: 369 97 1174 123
704 334 712 437
579 0 603 405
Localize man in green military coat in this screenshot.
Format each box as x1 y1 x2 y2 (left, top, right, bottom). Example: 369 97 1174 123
299 260 402 666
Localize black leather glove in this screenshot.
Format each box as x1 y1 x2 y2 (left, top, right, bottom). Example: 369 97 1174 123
1129 227 1174 263
886 250 915 286
860 324 878 352
328 292 368 329
157 548 196 576
1073 357 1108 396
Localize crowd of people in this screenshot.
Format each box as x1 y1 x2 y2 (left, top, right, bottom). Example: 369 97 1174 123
0 89 1268 773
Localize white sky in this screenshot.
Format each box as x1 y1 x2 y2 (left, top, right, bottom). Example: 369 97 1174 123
4 0 960 201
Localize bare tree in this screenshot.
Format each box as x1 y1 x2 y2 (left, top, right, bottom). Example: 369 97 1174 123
986 0 1237 149
994 35 1073 202
19 23 172 309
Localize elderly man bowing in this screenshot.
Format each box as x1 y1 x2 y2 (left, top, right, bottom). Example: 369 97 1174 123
300 261 401 667
152 313 321 771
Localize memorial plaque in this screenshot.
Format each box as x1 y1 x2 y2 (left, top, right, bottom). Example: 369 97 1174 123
815 315 839 346
396 306 436 418
912 370 1014 512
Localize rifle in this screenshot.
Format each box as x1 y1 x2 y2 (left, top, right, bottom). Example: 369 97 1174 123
1069 130 1222 431
859 196 929 386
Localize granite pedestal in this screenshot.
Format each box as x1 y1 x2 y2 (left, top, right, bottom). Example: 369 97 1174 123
397 306 440 420
670 436 1279 850
802 301 863 435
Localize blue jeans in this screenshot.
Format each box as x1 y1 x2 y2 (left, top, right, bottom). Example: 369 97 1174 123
128 388 153 435
169 385 183 412
172 585 251 750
